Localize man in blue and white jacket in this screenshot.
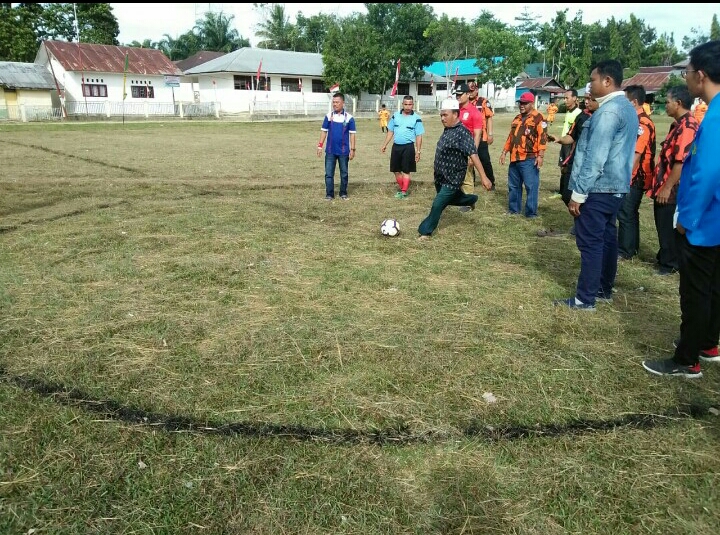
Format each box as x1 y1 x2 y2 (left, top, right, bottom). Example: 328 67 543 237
554 59 638 310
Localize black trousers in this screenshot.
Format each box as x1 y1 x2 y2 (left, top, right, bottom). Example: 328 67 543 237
674 232 720 364
477 141 495 186
653 201 678 271
559 166 572 207
617 185 645 259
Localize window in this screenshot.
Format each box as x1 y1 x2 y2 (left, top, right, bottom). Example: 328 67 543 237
130 85 155 98
396 83 409 95
312 79 326 93
417 83 433 96
257 77 270 91
281 77 301 92
234 75 252 90
436 83 448 91
82 84 108 97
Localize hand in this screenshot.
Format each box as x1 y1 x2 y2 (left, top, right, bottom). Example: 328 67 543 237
656 186 671 204
415 151 421 162
481 176 492 191
547 134 557 142
487 134 494 145
316 146 322 157
381 145 387 153
535 155 544 168
677 222 686 235
349 150 356 161
499 153 506 165
568 200 582 218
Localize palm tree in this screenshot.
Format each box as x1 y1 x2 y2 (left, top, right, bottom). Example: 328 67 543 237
255 4 295 50
194 11 247 53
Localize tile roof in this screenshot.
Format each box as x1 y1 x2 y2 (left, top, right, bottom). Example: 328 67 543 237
0 61 56 90
42 40 181 76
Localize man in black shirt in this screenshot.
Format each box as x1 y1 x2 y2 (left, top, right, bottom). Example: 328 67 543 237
418 98 492 239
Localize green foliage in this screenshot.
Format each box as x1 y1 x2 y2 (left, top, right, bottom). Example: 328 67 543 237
655 73 688 105
0 3 41 62
193 11 247 53
474 27 529 90
424 14 474 69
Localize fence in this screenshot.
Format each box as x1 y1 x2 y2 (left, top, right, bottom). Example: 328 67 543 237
0 97 512 123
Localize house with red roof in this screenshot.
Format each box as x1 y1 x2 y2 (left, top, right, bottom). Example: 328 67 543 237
35 40 184 116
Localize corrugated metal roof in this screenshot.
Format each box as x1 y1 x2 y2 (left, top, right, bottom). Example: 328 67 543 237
517 77 564 92
621 72 674 92
0 61 56 90
43 40 182 76
174 51 227 72
184 47 323 76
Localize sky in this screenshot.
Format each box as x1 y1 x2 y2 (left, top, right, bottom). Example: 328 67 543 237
112 3 713 49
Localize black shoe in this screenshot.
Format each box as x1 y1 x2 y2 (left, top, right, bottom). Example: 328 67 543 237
673 338 719 361
642 358 702 378
595 290 613 303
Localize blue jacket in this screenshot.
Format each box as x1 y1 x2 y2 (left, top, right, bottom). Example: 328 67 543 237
677 94 720 246
569 92 638 198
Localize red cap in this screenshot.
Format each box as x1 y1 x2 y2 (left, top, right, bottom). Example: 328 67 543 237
517 92 535 104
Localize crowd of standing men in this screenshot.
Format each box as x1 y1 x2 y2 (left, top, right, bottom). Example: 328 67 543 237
317 40 720 378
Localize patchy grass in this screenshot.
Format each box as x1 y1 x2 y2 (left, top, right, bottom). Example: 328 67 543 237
1 112 718 534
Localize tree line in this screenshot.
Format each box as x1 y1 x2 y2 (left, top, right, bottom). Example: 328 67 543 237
2 3 718 98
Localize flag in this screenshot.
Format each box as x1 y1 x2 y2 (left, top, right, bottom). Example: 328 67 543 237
329 82 340 93
298 77 303 93
390 58 401 97
256 59 263 88
122 52 129 100
451 66 459 93
430 74 434 92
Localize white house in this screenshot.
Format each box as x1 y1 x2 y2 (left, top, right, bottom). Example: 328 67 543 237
35 40 185 117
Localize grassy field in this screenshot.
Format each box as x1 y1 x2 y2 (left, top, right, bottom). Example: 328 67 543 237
1 110 719 535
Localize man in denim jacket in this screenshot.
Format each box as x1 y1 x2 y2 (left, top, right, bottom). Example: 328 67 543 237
554 60 638 310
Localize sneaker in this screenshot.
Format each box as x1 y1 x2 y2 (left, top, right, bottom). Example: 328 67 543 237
642 358 702 378
325 195 334 201
552 297 596 311
548 192 563 200
340 195 349 200
673 338 719 361
417 234 431 241
394 192 408 199
595 290 613 303
655 267 678 276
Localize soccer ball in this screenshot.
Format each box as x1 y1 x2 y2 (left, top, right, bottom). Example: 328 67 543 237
380 218 400 237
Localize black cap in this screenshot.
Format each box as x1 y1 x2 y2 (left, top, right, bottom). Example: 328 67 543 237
453 83 471 95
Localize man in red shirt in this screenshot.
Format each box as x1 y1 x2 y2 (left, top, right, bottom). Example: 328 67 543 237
454 83 484 212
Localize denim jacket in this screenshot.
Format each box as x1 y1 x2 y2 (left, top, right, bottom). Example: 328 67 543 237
569 92 638 200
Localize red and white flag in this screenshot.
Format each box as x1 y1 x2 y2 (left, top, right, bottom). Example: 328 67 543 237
390 58 401 97
256 59 263 88
298 78 303 93
329 82 340 93
430 74 434 92
450 66 459 93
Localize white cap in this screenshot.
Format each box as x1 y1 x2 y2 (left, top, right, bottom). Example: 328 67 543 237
440 98 459 110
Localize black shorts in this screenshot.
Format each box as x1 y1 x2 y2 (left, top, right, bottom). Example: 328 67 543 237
390 143 416 174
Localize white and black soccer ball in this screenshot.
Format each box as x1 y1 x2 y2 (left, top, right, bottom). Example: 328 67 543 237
380 218 400 237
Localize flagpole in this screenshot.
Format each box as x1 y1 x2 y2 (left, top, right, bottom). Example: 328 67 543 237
122 51 128 125
73 3 89 118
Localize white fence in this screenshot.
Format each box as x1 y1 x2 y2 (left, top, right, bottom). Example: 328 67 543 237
0 96 514 123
